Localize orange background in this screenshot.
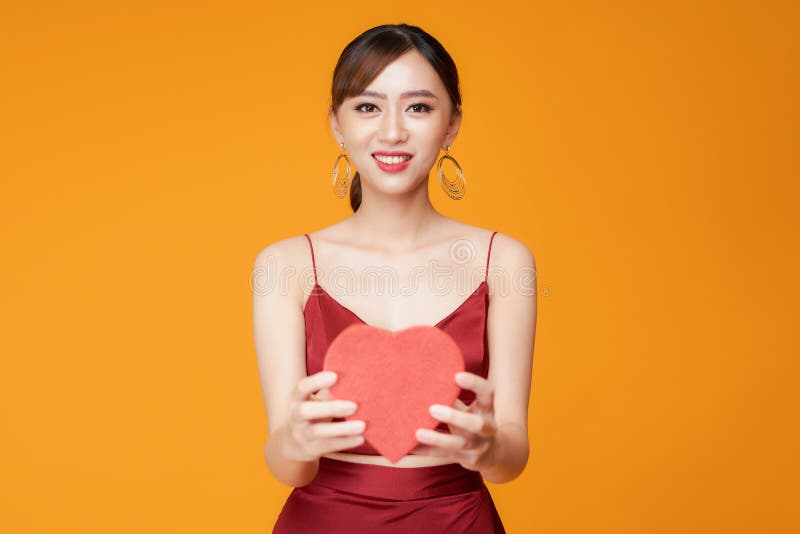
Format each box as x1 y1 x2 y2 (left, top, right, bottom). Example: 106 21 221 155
1 1 797 532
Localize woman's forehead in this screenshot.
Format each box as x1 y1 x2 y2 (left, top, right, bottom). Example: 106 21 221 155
359 51 445 97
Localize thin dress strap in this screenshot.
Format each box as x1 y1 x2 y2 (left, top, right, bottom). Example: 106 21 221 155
486 231 498 282
304 233 318 285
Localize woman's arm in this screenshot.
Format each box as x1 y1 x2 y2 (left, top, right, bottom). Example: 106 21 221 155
480 233 537 483
413 233 538 482
252 239 319 487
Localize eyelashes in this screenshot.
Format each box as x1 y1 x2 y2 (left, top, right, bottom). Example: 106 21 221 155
354 102 434 113
354 103 378 113
409 103 434 113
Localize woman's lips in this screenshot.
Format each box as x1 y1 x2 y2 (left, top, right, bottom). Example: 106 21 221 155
372 154 413 173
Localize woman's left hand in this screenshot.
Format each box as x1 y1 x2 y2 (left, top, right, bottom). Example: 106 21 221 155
413 372 500 472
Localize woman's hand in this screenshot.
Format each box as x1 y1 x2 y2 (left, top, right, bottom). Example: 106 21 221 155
283 371 366 462
413 372 501 472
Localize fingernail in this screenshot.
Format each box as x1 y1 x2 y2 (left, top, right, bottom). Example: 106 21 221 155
429 405 446 416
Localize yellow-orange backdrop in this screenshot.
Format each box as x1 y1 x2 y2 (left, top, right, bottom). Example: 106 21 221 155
1 1 797 532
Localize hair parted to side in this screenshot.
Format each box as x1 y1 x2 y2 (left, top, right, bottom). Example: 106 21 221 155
329 23 463 213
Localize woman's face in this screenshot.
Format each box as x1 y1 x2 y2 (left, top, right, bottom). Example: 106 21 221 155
330 49 461 195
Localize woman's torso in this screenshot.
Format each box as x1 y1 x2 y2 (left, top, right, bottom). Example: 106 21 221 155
301 222 497 467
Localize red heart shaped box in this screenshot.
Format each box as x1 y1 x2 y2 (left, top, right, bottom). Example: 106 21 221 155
322 323 465 463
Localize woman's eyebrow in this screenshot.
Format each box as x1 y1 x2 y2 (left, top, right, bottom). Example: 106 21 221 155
357 89 439 99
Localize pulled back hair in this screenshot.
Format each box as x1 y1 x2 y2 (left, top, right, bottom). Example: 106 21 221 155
329 24 462 212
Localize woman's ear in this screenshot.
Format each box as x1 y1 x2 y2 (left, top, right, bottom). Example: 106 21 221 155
329 108 344 144
443 110 462 149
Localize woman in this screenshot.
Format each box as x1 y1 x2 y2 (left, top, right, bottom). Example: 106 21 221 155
253 23 537 533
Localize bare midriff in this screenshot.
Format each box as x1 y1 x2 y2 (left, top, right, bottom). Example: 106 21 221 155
321 452 458 468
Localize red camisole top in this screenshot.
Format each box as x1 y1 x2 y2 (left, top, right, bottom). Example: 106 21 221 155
303 230 498 455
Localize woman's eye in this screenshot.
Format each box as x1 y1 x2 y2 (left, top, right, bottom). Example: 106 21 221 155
354 103 433 113
409 103 433 113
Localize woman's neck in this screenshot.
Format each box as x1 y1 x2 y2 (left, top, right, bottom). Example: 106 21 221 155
346 181 446 251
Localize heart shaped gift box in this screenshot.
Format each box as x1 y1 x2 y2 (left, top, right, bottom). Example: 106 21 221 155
322 323 465 463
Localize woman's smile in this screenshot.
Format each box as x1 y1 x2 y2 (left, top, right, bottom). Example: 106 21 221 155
372 151 414 172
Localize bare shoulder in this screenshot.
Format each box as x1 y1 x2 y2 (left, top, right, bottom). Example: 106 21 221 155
489 231 536 269
485 231 537 297
252 234 315 308
253 233 310 265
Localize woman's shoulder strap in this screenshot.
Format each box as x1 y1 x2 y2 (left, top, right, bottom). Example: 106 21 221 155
485 231 498 281
303 233 318 285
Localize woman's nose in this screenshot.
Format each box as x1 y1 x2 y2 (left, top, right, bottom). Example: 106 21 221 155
377 108 407 143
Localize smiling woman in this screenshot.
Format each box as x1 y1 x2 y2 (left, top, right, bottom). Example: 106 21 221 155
254 22 536 534
328 24 463 211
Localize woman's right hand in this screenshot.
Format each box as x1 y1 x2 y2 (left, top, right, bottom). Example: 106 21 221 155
283 371 366 462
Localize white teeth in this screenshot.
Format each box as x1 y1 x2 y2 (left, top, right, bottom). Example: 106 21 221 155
374 154 411 164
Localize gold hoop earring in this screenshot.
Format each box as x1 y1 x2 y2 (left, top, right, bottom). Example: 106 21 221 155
437 145 466 200
332 142 352 198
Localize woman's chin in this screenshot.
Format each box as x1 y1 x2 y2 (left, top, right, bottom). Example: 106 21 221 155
362 182 427 197
360 173 428 192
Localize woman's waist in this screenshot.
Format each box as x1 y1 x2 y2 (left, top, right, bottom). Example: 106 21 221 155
313 455 485 500
321 451 456 468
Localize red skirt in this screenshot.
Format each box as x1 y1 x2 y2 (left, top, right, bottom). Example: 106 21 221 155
272 456 506 533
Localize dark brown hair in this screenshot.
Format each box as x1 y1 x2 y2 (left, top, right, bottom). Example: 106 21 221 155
329 24 462 212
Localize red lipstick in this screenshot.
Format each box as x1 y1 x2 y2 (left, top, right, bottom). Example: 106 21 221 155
372 151 413 156
372 151 413 173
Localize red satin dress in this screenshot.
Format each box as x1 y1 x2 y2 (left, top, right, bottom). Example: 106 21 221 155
272 231 506 533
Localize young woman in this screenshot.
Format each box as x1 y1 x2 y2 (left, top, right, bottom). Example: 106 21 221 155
253 23 537 533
